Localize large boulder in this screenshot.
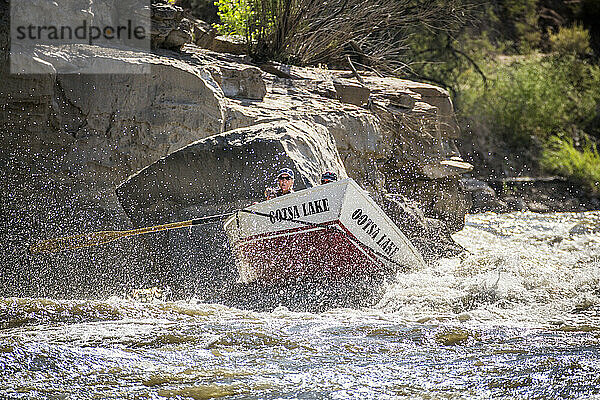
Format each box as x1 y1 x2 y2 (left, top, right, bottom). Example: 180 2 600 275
3 46 226 187
381 194 465 260
117 119 346 225
0 44 227 298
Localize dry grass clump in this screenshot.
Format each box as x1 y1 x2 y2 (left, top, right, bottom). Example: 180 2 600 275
217 0 473 72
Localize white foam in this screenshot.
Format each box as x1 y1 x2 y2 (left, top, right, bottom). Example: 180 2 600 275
376 211 600 328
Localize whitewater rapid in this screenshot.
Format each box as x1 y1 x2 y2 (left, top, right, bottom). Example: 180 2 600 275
1 211 599 399
379 211 600 329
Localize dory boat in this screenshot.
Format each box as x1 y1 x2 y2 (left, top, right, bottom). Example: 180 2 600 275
224 178 425 284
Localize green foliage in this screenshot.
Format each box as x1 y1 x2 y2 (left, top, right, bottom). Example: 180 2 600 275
214 0 252 36
541 136 600 194
402 0 545 89
457 56 600 147
549 24 592 57
502 0 541 53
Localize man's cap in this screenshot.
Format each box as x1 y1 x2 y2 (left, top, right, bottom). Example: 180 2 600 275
321 171 338 182
277 168 295 179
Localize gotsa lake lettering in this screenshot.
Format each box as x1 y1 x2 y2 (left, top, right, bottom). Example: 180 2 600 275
269 198 330 223
351 208 399 258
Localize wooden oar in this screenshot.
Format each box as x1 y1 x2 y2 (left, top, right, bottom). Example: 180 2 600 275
29 212 235 254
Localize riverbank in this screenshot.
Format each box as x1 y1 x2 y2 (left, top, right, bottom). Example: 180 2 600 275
0 0 475 298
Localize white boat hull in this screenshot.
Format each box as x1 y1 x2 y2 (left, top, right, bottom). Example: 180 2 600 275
224 178 425 283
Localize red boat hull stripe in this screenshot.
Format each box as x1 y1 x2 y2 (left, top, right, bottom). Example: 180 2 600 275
234 220 386 282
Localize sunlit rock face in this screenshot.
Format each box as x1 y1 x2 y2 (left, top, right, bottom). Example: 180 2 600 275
217 62 472 232
0 1 472 296
2 47 226 186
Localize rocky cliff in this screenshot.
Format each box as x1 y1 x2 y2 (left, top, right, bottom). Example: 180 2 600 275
0 0 471 298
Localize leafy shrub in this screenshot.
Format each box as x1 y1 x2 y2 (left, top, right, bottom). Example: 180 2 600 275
549 24 592 57
541 136 600 194
457 56 600 147
214 0 252 36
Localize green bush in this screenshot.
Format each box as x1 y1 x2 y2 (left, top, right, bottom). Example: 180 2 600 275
214 0 252 36
549 24 592 57
541 136 600 194
457 55 600 147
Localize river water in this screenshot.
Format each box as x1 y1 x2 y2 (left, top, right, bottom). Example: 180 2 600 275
1 211 599 399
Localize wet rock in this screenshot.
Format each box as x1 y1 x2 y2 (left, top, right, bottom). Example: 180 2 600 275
527 201 551 213
333 80 370 107
435 329 472 346
117 119 346 225
381 194 464 260
569 222 600 235
388 177 471 233
461 178 507 213
0 0 7 58
457 312 472 322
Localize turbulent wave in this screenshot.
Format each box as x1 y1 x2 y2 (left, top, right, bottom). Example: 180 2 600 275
1 212 599 399
378 211 600 329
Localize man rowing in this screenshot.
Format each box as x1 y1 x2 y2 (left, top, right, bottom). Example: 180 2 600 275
265 168 295 200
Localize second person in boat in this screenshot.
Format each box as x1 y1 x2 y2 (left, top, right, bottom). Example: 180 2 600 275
320 170 338 184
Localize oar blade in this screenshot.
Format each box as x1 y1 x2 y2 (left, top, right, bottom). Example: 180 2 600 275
29 230 126 254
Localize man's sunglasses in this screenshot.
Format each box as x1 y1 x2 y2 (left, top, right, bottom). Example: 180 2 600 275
278 176 292 181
